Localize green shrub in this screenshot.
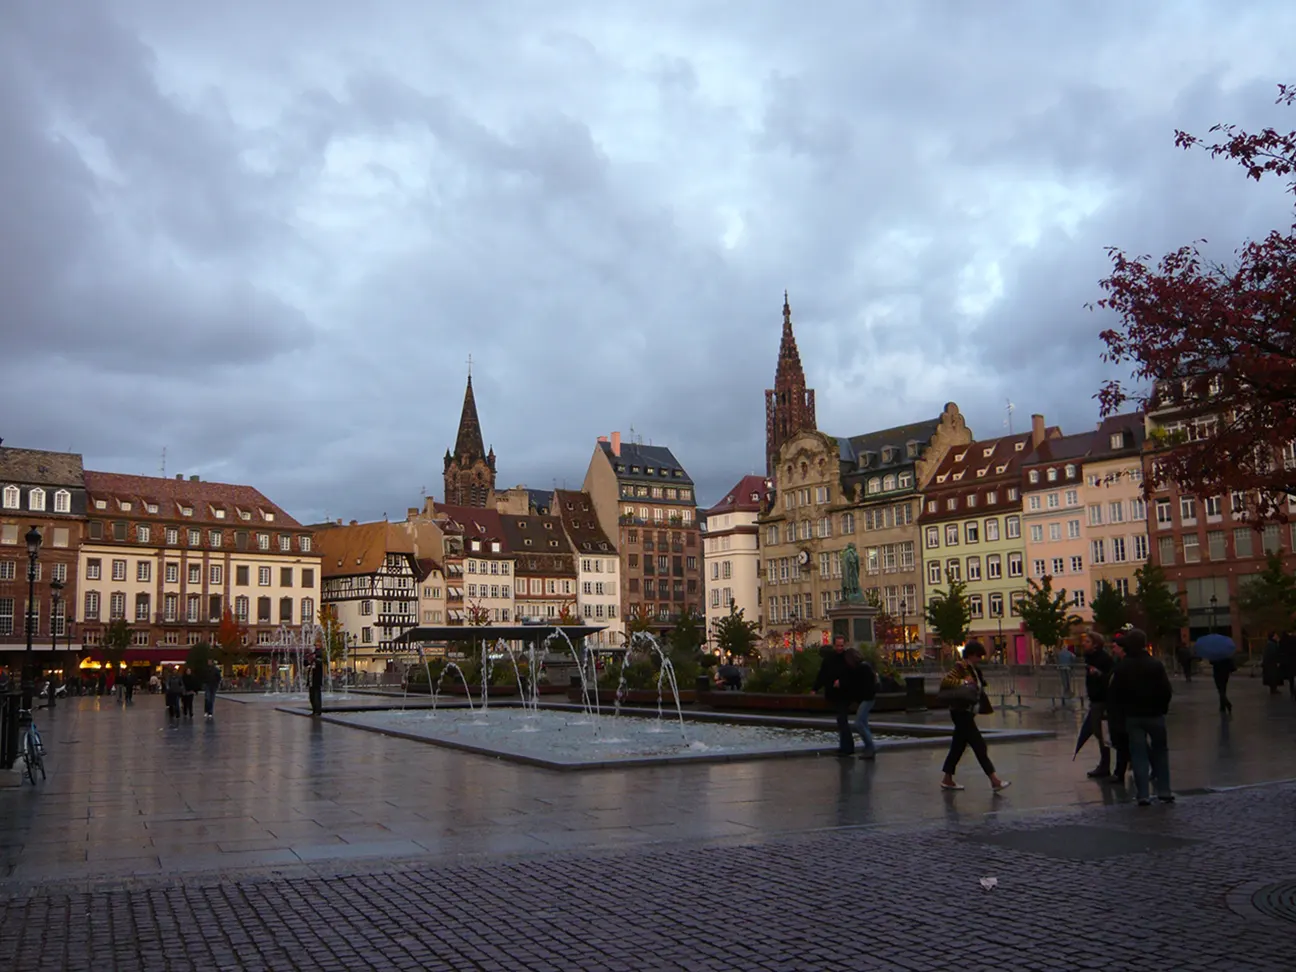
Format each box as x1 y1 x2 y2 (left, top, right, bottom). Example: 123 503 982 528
743 650 822 694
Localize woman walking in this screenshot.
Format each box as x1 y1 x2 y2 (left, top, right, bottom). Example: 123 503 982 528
939 642 1011 793
1211 656 1235 714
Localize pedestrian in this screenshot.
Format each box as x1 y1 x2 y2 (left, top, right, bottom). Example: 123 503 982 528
309 651 325 716
849 646 878 760
165 668 183 719
149 672 160 695
181 666 198 718
938 642 1011 793
1081 631 1115 779
813 634 857 756
1280 631 1296 700
1174 636 1193 682
1107 628 1174 806
1211 655 1235 714
203 663 221 719
1262 632 1283 695
124 669 136 705
1056 642 1077 701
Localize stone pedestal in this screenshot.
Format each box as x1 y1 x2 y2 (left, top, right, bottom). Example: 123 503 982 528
828 600 879 646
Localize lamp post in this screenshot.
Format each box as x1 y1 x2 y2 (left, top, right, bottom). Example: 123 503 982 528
48 578 63 710
22 525 43 711
1209 594 1218 635
997 617 1005 665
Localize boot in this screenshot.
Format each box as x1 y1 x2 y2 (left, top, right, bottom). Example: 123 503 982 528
1086 747 1112 779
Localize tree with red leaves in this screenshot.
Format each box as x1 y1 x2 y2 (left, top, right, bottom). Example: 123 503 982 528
1096 83 1296 521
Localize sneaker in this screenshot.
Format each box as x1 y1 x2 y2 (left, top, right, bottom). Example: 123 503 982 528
940 781 965 791
1137 798 1152 807
859 749 876 761
1157 794 1176 804
992 780 1012 793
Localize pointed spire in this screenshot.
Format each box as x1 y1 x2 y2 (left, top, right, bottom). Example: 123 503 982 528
777 290 802 373
453 374 486 461
783 289 791 328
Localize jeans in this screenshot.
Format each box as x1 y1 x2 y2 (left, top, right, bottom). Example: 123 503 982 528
1058 667 1073 699
942 710 995 777
833 699 853 753
181 693 194 718
203 685 217 716
1125 715 1171 800
853 699 876 752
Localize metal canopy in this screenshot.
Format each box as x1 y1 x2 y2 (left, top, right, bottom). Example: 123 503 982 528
392 624 606 644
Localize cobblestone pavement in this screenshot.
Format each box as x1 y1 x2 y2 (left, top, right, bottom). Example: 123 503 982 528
2 782 1295 971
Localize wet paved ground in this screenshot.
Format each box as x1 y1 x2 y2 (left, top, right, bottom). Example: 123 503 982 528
2 675 1295 970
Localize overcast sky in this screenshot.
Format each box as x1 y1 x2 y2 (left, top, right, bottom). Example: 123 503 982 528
3 1 1293 521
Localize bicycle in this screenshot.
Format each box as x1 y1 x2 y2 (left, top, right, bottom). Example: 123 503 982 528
18 708 45 785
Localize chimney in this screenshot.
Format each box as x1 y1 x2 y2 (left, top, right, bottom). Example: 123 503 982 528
407 507 418 518
336 518 342 525
189 475 199 482
611 431 621 457
597 435 609 443
349 519 358 526
1031 414 1046 449
175 474 183 481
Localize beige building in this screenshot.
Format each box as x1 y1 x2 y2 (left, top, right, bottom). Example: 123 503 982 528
78 472 320 666
1021 431 1096 622
1083 414 1150 601
759 406 971 650
553 489 621 646
702 475 769 646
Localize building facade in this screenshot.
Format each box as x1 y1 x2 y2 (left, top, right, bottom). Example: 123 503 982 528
553 489 620 646
432 504 515 625
1021 431 1096 622
583 433 702 629
77 472 320 666
315 521 419 670
765 293 817 477
1083 414 1150 601
920 417 1059 661
702 475 769 644
443 375 497 508
499 514 578 621
0 447 87 665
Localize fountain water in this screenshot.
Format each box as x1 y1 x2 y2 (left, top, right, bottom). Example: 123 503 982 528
543 628 600 724
627 631 687 740
431 661 475 712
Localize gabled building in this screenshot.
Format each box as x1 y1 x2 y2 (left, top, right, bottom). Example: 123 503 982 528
1082 414 1150 602
553 489 620 646
430 503 515 624
499 514 577 622
758 406 970 650
919 416 1059 662
702 475 770 645
583 432 702 629
443 374 497 508
0 447 87 662
78 472 319 669
1021 431 1097 621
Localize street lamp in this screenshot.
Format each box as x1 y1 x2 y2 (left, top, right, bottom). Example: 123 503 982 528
22 525 42 711
1209 594 1218 635
48 578 63 710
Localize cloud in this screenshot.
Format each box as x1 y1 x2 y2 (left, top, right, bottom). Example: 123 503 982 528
1 0 1294 520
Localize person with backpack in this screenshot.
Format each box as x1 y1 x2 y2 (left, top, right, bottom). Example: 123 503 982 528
813 634 861 756
1108 628 1174 806
850 647 878 760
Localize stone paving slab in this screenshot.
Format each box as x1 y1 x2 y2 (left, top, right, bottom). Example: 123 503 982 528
2 783 1295 971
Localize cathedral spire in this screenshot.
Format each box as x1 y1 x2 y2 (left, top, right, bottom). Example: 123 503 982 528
444 372 496 507
764 291 816 479
453 374 486 462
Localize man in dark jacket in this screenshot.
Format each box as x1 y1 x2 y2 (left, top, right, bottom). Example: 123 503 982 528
1108 628 1174 806
203 663 221 720
1081 631 1115 779
814 635 857 756
309 651 325 716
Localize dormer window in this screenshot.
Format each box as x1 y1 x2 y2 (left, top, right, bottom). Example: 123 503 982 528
977 467 989 478
119 500 132 512
750 492 760 501
471 540 481 551
1014 442 1025 451
995 464 1008 474
630 466 641 474
263 512 275 522
882 447 895 463
907 441 919 458
1046 468 1058 482
983 447 994 458
946 498 957 510
524 538 533 546
1 485 18 509
952 472 965 481
967 494 978 508
239 510 251 521
987 491 998 504
181 506 193 517
94 499 106 510
955 452 967 463
29 488 47 512
1064 464 1076 479
491 542 501 553
936 474 949 484
549 540 558 547
1029 470 1040 483
1109 433 1123 450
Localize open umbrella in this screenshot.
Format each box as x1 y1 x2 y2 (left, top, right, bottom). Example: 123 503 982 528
1193 633 1237 662
1071 706 1097 760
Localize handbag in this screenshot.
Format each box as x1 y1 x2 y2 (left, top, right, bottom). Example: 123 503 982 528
978 690 994 715
937 681 981 705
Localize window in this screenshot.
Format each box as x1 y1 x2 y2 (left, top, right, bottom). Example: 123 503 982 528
0 562 11 581
841 513 855 534
258 534 270 551
1028 495 1042 512
964 522 979 544
1066 519 1081 540
1029 470 1040 484
966 556 981 581
1070 555 1084 573
984 519 1000 542
136 525 150 543
1033 559 1046 578
165 528 178 546
29 488 46 512
257 597 271 623
136 561 151 582
1263 523 1281 554
1048 523 1061 542
1133 534 1149 560
279 597 293 623
968 594 984 619
0 598 15 636
187 595 200 622
945 559 960 581
278 567 292 588
1111 537 1127 562
1207 530 1226 561
1183 534 1201 563
944 524 959 546
1155 499 1172 527
164 593 179 621
1234 528 1253 559
1090 539 1106 564
1047 493 1059 509
235 596 249 622
1051 557 1065 575
1006 516 1021 539
1180 496 1197 523
1007 553 1023 578
300 536 312 553
235 565 249 586
925 526 940 549
1130 498 1147 521
210 530 222 547
135 593 150 622
188 563 201 585
986 554 1002 579
1231 492 1247 515
1204 496 1222 520
186 529 199 546
1087 504 1103 526
1029 525 1044 543
1158 535 1176 566
1065 489 1079 506
279 535 291 552
112 559 127 581
1072 589 1086 608
988 592 1004 617
361 600 373 616
1 486 18 509
87 558 102 580
210 564 223 585
927 561 942 584
83 590 101 621
1107 501 1124 524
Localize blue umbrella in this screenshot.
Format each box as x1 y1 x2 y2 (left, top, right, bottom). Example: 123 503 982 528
1193 633 1237 661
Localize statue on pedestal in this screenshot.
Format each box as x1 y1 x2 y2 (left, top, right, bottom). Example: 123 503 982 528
840 543 863 603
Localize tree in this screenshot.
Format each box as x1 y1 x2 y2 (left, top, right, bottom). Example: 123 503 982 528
924 573 971 650
1095 83 1296 521
102 618 131 674
186 640 213 673
712 605 761 661
316 604 347 666
1237 550 1296 635
666 607 704 657
466 600 490 626
555 602 580 626
213 607 248 673
1130 563 1189 650
1018 576 1082 653
1090 580 1129 635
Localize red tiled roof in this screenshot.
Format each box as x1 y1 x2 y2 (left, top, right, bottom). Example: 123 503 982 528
314 521 415 577
83 471 304 529
704 475 771 516
431 504 510 551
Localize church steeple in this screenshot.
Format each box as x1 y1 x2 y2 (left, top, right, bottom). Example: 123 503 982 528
444 370 497 507
764 291 816 479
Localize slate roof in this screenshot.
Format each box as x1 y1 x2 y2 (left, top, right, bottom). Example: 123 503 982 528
600 441 694 485
0 447 84 487
1022 431 1097 467
920 428 1061 523
837 418 942 472
1088 413 1147 459
553 489 617 555
498 513 576 575
83 471 304 529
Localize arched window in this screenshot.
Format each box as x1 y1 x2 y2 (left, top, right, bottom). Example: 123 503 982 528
1 485 18 509
301 597 315 623
867 478 881 495
882 474 897 491
28 488 46 511
53 489 71 513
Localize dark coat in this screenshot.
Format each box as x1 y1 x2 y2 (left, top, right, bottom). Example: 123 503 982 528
182 673 200 695
1262 638 1283 687
1084 647 1114 703
310 660 325 691
204 665 222 690
1280 634 1296 680
1108 651 1173 719
813 650 852 705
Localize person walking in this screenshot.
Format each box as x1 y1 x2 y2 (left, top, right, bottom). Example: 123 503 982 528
181 666 199 718
851 648 878 760
203 663 221 719
164 667 184 719
939 642 1010 793
309 651 325 716
813 635 858 756
1280 631 1296 700
1174 636 1194 682
1081 631 1115 779
1262 632 1283 695
1211 655 1235 714
1108 628 1174 806
1056 643 1077 703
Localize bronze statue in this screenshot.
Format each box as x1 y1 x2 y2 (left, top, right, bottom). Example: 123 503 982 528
841 543 862 603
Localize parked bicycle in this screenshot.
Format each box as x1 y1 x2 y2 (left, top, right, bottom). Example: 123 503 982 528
18 708 45 785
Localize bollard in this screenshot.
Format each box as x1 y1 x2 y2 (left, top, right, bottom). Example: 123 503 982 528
904 675 927 712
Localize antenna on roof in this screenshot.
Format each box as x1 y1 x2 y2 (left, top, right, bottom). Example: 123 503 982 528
420 485 427 499
160 446 167 478
1004 400 1016 435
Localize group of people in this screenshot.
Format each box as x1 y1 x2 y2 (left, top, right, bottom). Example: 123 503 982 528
160 664 222 720
814 626 1178 806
